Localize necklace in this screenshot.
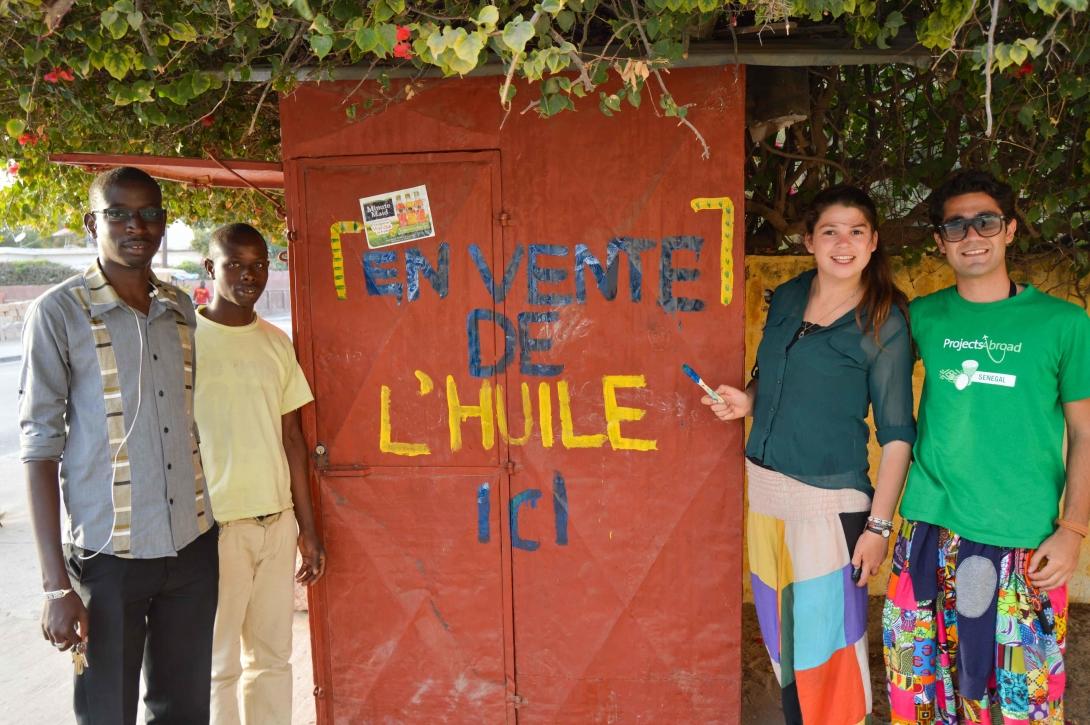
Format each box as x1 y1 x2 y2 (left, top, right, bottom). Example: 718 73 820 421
799 285 862 337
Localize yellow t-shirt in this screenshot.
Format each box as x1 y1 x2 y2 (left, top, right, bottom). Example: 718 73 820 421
195 311 314 522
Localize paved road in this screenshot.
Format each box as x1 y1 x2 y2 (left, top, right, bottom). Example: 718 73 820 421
0 360 22 455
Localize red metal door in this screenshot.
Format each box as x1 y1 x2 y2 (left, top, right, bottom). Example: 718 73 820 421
292 152 515 723
494 177 743 724
281 69 746 723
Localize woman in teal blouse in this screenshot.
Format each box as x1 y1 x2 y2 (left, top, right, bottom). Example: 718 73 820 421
702 185 915 724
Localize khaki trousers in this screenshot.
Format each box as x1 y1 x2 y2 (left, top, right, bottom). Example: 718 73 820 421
211 511 297 725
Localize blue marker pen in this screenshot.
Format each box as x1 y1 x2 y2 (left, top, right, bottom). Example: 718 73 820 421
681 363 723 403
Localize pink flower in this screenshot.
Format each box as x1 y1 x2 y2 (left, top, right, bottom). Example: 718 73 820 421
7 161 19 175
17 132 36 146
393 41 412 59
1014 61 1034 79
43 69 59 83
58 68 75 82
396 26 411 42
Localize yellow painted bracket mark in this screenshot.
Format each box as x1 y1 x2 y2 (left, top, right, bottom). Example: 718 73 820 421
329 221 364 300
690 197 735 305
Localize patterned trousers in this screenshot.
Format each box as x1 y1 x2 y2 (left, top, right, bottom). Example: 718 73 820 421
882 520 1067 724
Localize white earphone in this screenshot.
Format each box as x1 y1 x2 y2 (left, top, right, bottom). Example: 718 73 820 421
77 302 146 560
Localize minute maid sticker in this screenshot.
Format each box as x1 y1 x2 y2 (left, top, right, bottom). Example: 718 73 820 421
359 184 436 249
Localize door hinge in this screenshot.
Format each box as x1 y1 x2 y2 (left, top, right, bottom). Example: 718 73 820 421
507 693 527 708
497 210 512 227
313 443 329 468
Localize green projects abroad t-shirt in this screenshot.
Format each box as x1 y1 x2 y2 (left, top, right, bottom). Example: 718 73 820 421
900 285 1090 548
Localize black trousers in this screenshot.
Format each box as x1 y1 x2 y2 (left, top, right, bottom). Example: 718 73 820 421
66 526 219 725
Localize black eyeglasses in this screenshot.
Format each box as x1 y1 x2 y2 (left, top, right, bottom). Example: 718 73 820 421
935 213 1007 242
93 207 167 223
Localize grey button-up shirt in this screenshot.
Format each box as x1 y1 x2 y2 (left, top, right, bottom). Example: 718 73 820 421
19 267 213 558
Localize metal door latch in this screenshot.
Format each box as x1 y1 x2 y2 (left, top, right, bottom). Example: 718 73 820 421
313 443 329 468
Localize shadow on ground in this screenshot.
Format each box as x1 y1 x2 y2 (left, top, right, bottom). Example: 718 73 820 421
742 598 1090 724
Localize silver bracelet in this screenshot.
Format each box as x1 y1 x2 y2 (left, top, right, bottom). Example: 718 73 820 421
44 588 73 601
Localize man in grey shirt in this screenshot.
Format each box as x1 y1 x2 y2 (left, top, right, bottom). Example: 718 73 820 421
20 166 218 723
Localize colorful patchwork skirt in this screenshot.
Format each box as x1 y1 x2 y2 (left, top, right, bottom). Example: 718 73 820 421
746 460 874 725
882 520 1067 724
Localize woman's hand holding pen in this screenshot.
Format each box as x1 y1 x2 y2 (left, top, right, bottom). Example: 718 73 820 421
701 384 752 421
851 531 890 588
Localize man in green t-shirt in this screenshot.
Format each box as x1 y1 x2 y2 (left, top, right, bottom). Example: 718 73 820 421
882 170 1090 723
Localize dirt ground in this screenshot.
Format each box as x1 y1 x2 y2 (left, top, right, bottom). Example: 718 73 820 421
741 598 1090 724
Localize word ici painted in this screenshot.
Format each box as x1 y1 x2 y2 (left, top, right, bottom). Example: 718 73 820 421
476 472 569 552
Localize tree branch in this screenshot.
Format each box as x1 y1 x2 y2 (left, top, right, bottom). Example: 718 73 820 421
983 0 1001 137
499 9 543 127
629 0 711 159
41 0 75 36
550 29 593 92
760 139 850 181
245 27 305 139
133 0 159 66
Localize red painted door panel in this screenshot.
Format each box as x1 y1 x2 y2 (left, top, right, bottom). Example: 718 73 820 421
499 193 742 724
282 68 747 723
292 152 515 723
317 470 509 724
298 152 504 469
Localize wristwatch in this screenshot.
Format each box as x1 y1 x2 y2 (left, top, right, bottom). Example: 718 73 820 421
44 588 73 600
865 525 891 539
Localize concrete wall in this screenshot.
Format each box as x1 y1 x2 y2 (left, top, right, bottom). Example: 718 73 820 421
0 300 33 342
0 285 53 303
742 255 1090 602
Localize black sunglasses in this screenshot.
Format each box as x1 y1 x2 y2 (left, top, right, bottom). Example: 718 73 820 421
935 213 1007 243
93 207 167 223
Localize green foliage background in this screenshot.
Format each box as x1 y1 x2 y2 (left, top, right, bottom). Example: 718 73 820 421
1 0 1088 282
0 260 80 285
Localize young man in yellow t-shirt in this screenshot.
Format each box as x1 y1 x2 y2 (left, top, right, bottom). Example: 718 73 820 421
195 222 325 725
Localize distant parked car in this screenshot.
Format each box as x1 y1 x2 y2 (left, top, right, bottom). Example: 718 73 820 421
152 267 200 284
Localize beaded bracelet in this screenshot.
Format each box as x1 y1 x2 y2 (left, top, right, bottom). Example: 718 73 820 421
866 516 893 530
1056 518 1090 538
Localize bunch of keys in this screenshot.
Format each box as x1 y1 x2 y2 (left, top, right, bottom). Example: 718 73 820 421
72 642 88 675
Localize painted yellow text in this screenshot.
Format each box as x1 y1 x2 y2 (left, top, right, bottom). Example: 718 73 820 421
379 373 658 456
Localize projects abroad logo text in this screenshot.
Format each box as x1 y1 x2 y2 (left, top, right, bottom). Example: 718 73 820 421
942 334 1023 364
